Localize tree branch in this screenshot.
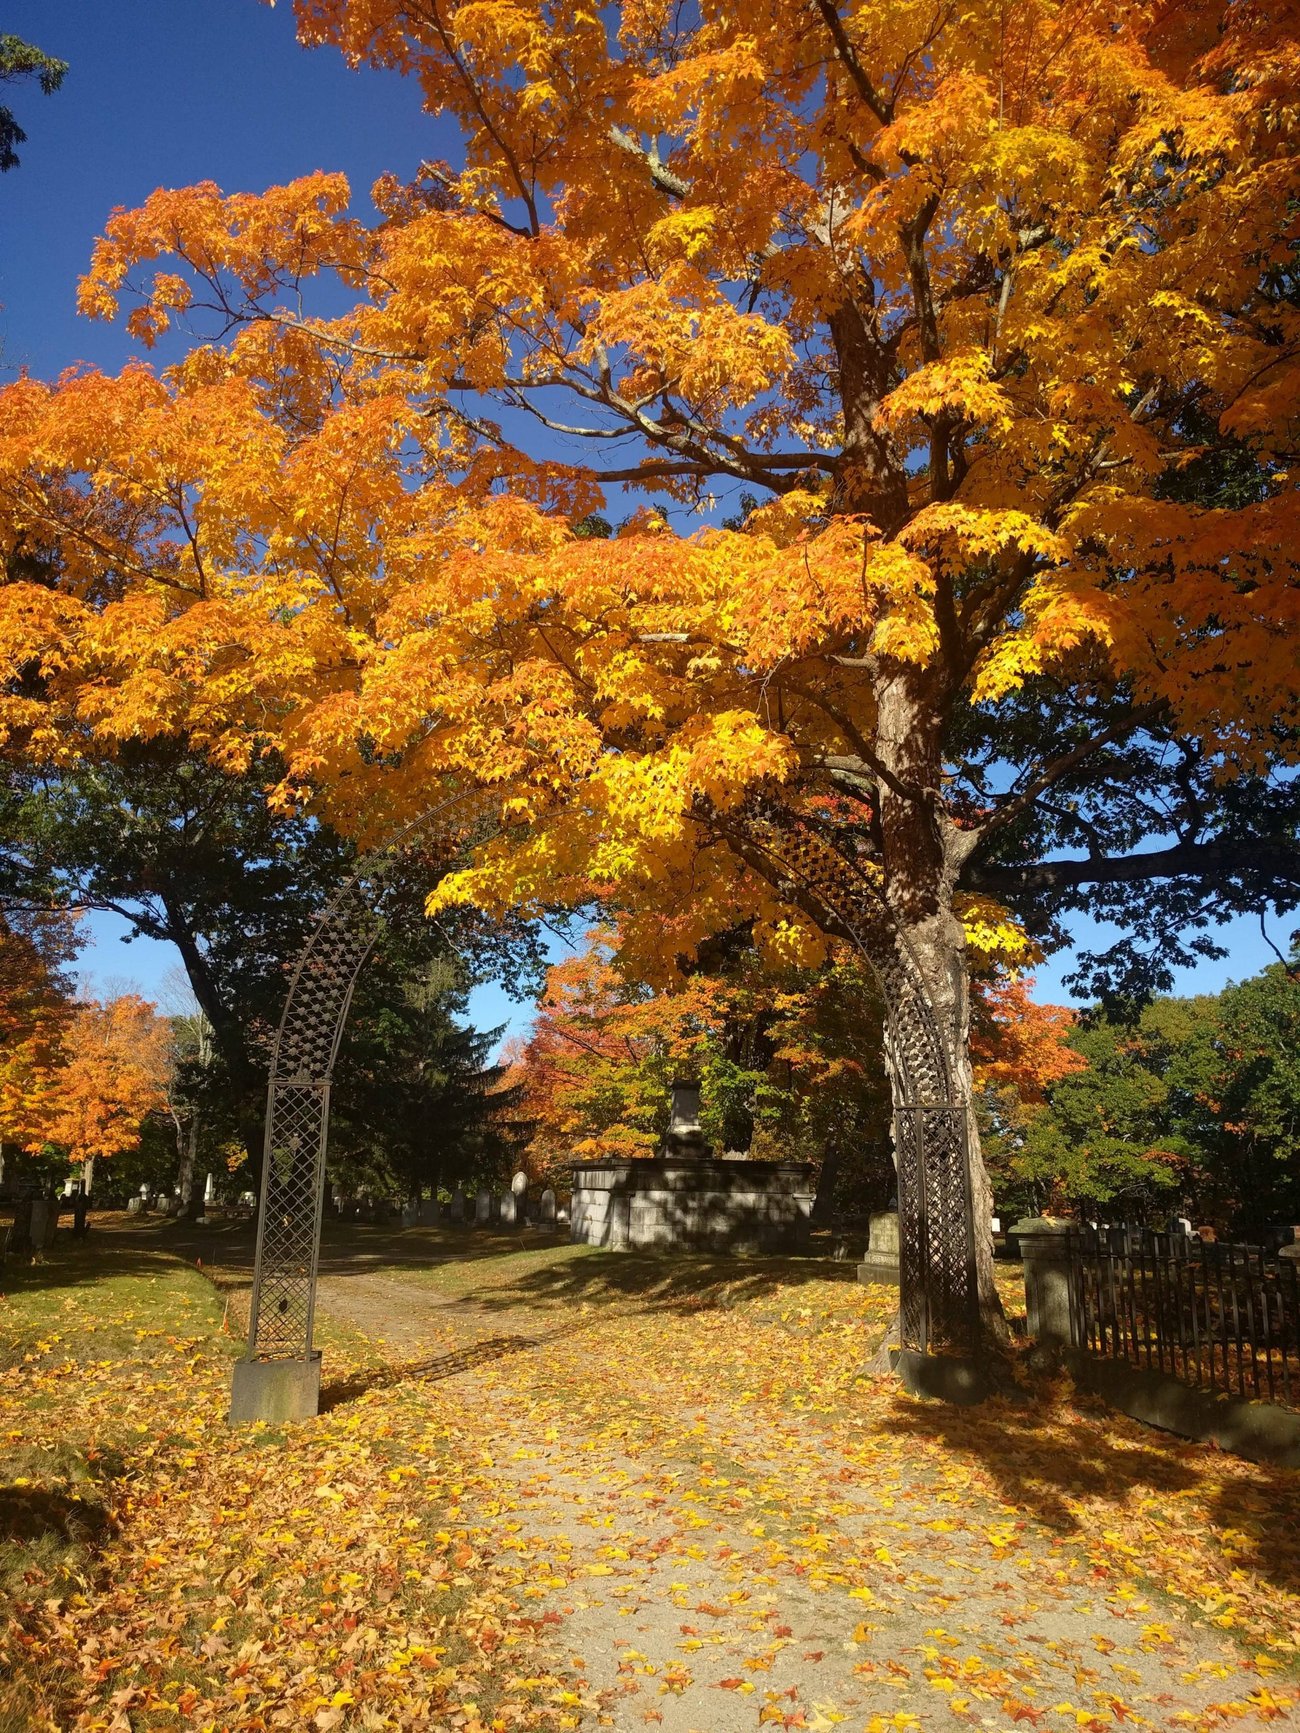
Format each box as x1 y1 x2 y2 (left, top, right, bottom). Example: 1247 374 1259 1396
966 838 1300 898
813 0 892 125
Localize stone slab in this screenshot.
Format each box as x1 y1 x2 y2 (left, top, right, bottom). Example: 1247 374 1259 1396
229 1352 322 1425
856 1252 900 1286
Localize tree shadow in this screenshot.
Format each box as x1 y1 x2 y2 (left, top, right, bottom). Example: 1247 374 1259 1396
318 1331 545 1412
454 1247 860 1318
883 1382 1206 1536
886 1374 1300 1601
0 1482 112 1551
1204 1469 1300 1601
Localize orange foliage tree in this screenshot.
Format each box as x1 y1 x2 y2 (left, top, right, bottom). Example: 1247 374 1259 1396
969 974 1089 1217
1 2 1298 1316
504 936 891 1191
0 909 78 1152
35 994 173 1170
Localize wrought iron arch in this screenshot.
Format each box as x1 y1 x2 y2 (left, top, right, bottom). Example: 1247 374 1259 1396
237 785 978 1411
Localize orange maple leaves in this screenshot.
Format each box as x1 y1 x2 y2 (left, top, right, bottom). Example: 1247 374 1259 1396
0 932 173 1165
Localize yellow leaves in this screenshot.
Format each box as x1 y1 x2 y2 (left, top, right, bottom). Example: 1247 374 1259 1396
876 349 1013 438
581 264 794 411
957 895 1041 970
646 206 718 265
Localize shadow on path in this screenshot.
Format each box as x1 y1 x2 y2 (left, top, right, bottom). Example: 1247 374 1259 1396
458 1248 859 1318
318 1333 543 1413
885 1387 1204 1535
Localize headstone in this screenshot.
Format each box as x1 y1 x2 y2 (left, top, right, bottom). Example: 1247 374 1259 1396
31 1198 57 1249
474 1187 493 1225
539 1187 557 1225
450 1189 466 1223
127 1196 143 1215
511 1170 529 1197
857 1209 901 1285
400 1203 417 1227
418 1196 440 1225
1014 1217 1076 1346
664 1079 710 1159
499 1192 517 1226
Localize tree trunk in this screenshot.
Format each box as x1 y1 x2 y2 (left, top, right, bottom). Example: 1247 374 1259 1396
873 668 1005 1352
811 1144 842 1227
177 1116 201 1218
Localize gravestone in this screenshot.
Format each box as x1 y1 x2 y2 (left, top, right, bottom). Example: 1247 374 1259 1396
857 1210 901 1286
30 1198 58 1250
499 1192 517 1226
474 1187 493 1226
511 1170 529 1197
418 1196 440 1225
539 1187 557 1225
450 1189 466 1223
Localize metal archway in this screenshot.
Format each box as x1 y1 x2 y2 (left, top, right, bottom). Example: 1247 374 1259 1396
230 785 978 1422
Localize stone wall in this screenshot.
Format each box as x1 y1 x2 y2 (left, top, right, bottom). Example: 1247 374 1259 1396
570 1158 814 1254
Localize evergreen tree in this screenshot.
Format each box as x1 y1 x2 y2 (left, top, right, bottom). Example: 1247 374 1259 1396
0 34 66 172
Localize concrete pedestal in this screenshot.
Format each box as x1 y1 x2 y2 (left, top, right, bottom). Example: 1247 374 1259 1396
570 1158 814 1254
229 1352 322 1425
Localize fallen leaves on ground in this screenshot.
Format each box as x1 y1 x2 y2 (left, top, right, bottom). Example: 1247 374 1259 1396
1 1226 1298 1732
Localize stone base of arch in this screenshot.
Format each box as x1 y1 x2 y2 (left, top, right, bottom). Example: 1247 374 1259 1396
229 1351 322 1425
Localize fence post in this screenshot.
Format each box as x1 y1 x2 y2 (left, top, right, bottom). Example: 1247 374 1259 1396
1015 1218 1077 1347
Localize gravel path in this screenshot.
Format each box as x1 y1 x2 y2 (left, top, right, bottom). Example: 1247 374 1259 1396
258 1231 1298 1733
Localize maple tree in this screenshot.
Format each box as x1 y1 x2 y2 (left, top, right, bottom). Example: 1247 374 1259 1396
34 992 172 1170
2 0 1299 1327
0 907 77 1154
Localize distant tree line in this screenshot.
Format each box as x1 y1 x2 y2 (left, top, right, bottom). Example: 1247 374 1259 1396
979 953 1300 1237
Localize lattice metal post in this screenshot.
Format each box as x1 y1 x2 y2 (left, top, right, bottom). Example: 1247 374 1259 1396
709 795 982 1363
229 789 496 1424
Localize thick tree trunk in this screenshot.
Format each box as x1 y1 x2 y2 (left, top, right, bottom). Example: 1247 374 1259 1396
873 668 1006 1352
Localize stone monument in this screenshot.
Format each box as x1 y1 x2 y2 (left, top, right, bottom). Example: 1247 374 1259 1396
856 1210 901 1285
571 1078 814 1254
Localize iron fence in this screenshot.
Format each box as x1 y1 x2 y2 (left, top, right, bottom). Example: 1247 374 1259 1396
1069 1227 1300 1408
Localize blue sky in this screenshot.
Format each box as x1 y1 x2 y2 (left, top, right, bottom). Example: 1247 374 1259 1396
6 1 1292 1039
